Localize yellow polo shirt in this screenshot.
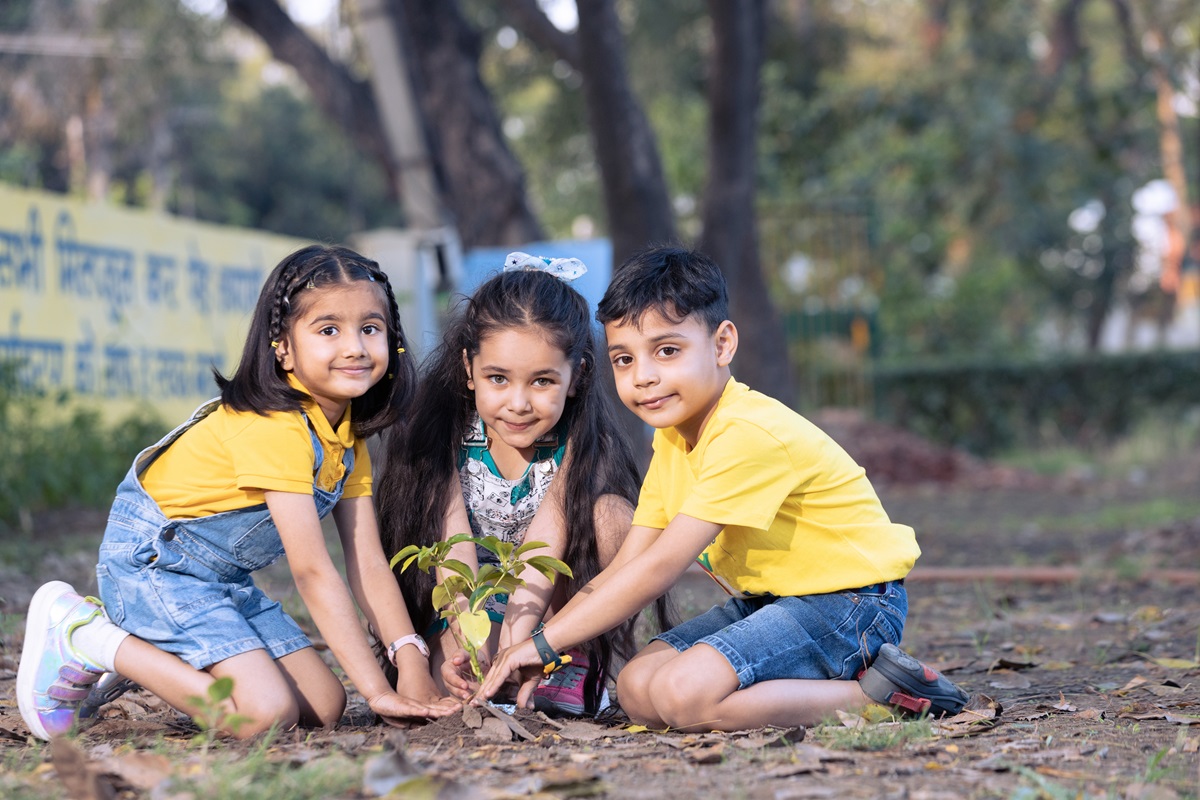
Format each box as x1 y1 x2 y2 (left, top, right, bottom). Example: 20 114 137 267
632 379 919 597
142 381 372 520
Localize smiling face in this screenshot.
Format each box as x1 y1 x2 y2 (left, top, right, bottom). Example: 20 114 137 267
274 281 391 425
604 308 737 447
466 326 575 469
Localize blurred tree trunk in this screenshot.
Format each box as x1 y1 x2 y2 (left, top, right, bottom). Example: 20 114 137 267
699 0 792 405
573 0 677 263
224 0 398 198
225 0 542 248
388 0 543 246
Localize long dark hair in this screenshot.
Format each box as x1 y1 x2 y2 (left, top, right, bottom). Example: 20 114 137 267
377 269 649 709
215 244 414 437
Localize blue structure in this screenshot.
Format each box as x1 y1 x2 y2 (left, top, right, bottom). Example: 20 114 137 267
460 239 613 314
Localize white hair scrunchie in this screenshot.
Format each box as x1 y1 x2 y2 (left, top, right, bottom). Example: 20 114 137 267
503 251 588 282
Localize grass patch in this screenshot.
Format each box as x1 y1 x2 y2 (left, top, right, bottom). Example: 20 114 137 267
996 412 1200 480
153 742 362 799
0 367 167 532
1022 497 1200 535
810 714 934 751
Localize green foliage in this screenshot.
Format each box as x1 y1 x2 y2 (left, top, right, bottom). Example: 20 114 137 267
391 534 572 683
873 350 1200 455
173 84 401 242
0 363 167 528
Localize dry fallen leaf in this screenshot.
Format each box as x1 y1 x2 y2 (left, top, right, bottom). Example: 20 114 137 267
1164 712 1200 726
1116 676 1150 694
987 669 1031 690
556 720 609 742
687 743 726 764
96 751 174 791
50 737 112 800
1052 693 1076 712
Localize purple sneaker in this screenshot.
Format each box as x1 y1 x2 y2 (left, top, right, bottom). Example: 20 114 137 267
17 581 108 740
532 648 603 717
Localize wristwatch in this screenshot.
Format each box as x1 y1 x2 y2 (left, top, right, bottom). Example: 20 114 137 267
386 634 430 665
531 623 572 675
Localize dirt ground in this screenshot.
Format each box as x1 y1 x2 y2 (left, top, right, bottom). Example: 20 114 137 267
2 420 1199 799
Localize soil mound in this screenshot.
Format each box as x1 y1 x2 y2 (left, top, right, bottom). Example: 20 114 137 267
808 408 1036 488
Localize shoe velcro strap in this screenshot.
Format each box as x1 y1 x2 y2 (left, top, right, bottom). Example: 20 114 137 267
59 663 102 684
48 683 92 702
887 691 931 714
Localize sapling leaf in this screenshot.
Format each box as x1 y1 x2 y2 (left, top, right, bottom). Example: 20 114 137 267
493 576 524 595
208 676 235 703
446 532 476 547
475 535 504 558
459 609 492 651
514 540 552 556
476 564 501 584
469 585 506 612
431 583 452 612
439 558 476 582
389 544 421 569
441 576 469 598
493 539 514 562
526 555 573 580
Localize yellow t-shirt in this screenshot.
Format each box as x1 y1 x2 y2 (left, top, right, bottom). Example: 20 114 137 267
142 387 372 520
632 378 919 597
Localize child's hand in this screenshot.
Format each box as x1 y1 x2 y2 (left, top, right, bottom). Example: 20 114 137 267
441 649 484 700
366 690 457 722
475 639 543 706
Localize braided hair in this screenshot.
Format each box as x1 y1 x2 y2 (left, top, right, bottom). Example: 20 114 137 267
215 244 414 437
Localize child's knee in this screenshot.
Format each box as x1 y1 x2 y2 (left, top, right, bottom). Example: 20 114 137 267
230 692 301 738
304 685 346 728
616 658 654 706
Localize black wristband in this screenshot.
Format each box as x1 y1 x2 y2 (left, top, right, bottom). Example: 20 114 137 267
531 623 568 674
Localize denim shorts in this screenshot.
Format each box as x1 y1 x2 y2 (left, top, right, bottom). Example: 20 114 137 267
654 581 907 689
97 515 312 671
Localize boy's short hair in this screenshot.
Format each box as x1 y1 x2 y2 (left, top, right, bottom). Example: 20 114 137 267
596 245 729 333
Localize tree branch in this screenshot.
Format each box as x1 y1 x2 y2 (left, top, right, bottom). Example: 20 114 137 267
224 0 399 196
494 0 580 68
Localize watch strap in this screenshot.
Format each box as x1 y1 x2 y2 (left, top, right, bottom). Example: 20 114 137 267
531 623 572 675
387 634 430 665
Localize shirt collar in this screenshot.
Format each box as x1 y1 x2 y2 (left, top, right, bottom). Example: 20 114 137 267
285 373 356 449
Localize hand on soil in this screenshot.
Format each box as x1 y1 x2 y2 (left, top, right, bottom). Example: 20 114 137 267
366 690 459 720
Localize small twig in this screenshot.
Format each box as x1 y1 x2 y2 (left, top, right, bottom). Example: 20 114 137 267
482 703 536 741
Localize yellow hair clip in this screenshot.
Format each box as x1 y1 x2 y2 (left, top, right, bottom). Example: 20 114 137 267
271 340 280 349
397 347 406 355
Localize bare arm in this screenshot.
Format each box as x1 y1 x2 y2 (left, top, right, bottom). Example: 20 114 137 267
334 496 450 705
266 491 453 719
478 513 722 703
497 467 569 650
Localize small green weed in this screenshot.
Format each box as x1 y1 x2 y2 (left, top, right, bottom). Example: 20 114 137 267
811 715 933 751
166 743 360 799
188 675 254 756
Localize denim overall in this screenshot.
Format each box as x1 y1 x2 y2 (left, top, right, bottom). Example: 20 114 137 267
96 399 353 669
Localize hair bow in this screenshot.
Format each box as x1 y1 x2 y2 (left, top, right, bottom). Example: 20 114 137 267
503 251 587 282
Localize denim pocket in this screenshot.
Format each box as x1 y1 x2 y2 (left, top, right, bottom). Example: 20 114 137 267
231 514 284 571
95 564 126 626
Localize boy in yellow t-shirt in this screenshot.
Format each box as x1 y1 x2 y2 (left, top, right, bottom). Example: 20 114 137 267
480 245 968 732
